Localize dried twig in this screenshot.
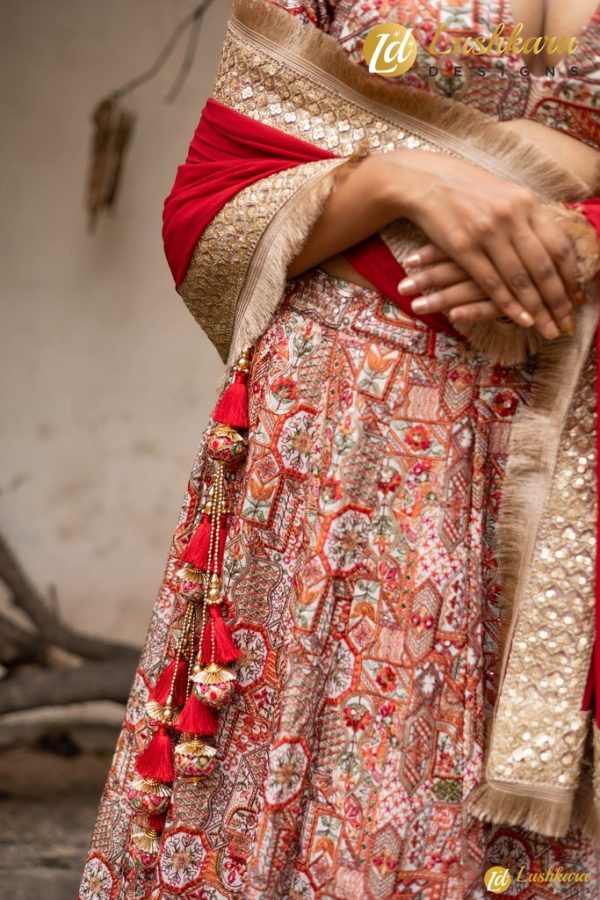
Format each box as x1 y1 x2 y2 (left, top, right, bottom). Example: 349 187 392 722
0 533 139 713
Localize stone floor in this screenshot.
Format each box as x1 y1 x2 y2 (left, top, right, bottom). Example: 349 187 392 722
0 709 122 900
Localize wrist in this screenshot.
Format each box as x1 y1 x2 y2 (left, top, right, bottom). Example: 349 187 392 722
371 149 435 220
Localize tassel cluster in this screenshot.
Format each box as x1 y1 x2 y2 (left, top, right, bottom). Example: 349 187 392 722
125 346 252 867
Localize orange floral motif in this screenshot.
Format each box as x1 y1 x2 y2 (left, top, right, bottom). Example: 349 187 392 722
375 664 397 691
366 346 395 373
271 375 299 403
248 476 276 501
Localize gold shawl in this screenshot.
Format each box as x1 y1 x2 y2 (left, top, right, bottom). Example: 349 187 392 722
177 0 600 844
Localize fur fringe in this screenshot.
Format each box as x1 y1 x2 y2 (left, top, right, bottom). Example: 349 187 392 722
466 782 574 838
215 152 366 394
228 0 596 368
469 294 599 839
574 798 600 845
452 318 544 366
232 0 591 202
485 290 599 753
573 786 600 845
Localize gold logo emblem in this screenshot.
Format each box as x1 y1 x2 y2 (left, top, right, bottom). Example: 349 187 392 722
484 866 512 893
363 24 418 77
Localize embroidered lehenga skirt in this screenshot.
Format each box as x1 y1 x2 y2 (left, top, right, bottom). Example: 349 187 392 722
80 266 599 899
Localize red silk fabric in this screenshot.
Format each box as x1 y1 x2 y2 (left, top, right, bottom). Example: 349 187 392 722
163 99 335 287
161 98 455 334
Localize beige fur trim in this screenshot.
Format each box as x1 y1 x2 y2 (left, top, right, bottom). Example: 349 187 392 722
229 0 596 368
489 290 599 717
450 318 545 367
463 293 599 839
467 781 574 838
215 150 368 394
232 0 591 200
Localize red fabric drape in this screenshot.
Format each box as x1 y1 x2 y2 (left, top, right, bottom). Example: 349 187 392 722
161 98 455 334
162 99 335 288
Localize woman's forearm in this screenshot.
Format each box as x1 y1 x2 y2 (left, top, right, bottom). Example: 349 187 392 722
287 146 582 339
286 152 409 278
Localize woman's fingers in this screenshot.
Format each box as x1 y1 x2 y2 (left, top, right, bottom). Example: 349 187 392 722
481 229 565 339
530 207 584 311
404 243 448 269
398 235 536 326
446 300 504 324
398 260 471 295
424 240 538 329
399 183 580 339
411 278 488 315
509 224 575 334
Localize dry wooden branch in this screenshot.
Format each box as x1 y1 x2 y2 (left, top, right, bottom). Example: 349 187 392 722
0 533 138 661
0 659 137 714
0 611 46 667
0 533 140 713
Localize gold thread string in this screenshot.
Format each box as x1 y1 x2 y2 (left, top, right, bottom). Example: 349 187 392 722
164 600 195 713
184 600 198 703
196 592 208 671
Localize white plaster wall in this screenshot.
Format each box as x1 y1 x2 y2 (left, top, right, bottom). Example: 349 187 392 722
0 0 232 644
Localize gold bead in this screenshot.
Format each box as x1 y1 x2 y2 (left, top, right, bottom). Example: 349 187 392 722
236 347 251 372
207 573 222 603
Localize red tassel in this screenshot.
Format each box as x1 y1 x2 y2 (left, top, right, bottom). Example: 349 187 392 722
136 724 174 783
149 658 188 708
212 370 249 429
214 518 228 575
182 513 228 574
202 604 241 665
182 513 211 569
174 693 218 735
148 812 167 833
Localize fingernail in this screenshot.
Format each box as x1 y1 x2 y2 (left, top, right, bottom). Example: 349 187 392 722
543 322 561 340
411 298 430 313
574 290 587 307
518 310 535 327
404 253 422 266
560 314 576 335
398 277 417 295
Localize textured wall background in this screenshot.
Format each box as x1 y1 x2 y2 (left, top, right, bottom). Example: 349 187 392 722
0 0 232 646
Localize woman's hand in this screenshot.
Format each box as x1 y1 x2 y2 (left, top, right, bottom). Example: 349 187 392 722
383 150 583 339
399 242 585 330
399 244 503 326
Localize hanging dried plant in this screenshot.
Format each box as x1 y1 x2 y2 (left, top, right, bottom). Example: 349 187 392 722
85 0 216 230
86 96 135 231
